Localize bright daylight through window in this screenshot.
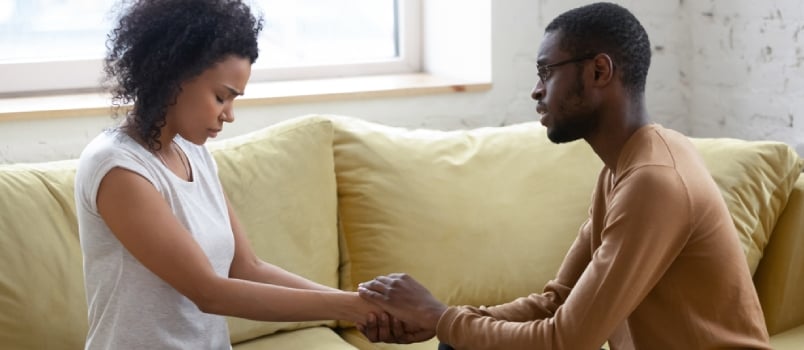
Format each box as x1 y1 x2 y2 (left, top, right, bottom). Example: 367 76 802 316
0 0 416 95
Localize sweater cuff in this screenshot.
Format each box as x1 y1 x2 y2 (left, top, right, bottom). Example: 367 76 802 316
435 306 462 345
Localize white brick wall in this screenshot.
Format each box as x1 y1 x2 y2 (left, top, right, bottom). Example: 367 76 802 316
684 0 804 155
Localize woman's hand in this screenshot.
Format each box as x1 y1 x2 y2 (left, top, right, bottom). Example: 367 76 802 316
357 273 446 342
358 312 436 344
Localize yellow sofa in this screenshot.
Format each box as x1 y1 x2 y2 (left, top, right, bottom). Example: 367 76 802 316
1 115 802 349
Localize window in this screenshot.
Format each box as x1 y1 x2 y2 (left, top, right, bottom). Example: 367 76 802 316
0 0 420 95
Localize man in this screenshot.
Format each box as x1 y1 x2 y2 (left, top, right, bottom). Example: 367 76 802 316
357 3 771 349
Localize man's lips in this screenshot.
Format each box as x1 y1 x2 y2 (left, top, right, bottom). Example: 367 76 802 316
536 104 548 125
536 103 547 116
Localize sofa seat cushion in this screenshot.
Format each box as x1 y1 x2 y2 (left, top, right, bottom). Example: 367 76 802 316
769 324 804 350
691 138 804 274
233 326 357 349
331 115 602 307
340 327 440 350
209 115 340 343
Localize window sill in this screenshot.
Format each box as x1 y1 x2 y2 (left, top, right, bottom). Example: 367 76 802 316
0 73 491 122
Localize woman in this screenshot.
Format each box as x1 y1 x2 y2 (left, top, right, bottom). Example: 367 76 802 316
75 0 380 348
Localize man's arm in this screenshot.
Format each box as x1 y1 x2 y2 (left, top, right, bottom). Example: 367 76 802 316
359 217 593 329
363 167 692 349
435 167 691 349
357 217 595 342
477 218 593 322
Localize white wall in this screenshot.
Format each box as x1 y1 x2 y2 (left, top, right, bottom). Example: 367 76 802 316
1 0 801 163
685 0 804 156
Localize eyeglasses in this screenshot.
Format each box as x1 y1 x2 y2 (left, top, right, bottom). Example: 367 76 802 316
537 54 597 84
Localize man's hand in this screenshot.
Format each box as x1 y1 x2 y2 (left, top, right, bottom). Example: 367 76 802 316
357 273 447 342
357 312 436 344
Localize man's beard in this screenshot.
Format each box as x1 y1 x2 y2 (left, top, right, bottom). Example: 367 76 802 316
547 110 598 143
547 76 598 144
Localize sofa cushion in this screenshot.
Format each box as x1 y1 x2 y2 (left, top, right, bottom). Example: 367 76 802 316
0 160 87 349
332 115 804 306
340 327 441 350
753 177 804 335
332 116 602 307
208 115 340 343
769 323 804 350
691 138 804 274
233 326 358 350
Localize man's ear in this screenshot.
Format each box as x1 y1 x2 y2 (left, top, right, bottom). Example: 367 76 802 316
591 53 614 86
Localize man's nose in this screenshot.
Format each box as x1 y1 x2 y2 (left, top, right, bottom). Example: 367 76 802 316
531 80 545 101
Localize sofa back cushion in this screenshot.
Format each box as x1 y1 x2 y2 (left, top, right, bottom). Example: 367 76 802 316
208 115 341 343
332 116 804 310
691 138 804 274
332 116 602 307
0 160 87 349
754 177 804 335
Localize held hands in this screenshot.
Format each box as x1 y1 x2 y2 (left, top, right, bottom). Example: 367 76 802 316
357 273 447 344
358 311 435 344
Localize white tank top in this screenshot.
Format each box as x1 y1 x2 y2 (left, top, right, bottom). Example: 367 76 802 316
75 129 234 349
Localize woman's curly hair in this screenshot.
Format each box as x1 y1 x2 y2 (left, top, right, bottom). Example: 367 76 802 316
104 0 263 150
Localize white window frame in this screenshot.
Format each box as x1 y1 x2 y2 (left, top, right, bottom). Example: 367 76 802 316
0 0 421 96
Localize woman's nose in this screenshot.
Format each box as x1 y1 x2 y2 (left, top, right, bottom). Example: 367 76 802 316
221 106 235 123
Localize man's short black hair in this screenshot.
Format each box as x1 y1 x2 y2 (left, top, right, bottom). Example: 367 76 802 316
545 2 651 95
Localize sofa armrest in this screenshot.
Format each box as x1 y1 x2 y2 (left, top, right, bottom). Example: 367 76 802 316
754 175 804 335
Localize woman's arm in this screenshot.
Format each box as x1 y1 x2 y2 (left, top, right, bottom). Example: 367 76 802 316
96 167 375 323
225 195 338 292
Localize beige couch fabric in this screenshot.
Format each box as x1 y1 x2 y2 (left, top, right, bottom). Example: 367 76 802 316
1 114 803 349
332 115 602 308
692 138 804 274
0 160 87 349
209 116 341 343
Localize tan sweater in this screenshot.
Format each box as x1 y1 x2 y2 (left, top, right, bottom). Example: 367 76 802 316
436 125 770 349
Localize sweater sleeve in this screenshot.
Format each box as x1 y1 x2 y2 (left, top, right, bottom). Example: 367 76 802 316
476 219 594 322
435 166 692 349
